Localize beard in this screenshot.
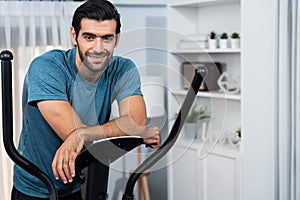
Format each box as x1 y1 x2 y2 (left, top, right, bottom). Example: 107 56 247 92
77 43 112 72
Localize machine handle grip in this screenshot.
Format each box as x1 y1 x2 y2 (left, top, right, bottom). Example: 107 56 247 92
1 50 58 200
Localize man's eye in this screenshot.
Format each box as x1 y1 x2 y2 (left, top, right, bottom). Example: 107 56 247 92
103 36 114 43
84 36 94 41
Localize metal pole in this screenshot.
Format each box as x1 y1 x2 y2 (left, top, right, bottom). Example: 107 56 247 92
1 50 58 200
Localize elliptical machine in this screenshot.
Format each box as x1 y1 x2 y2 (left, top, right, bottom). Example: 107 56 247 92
1 50 207 200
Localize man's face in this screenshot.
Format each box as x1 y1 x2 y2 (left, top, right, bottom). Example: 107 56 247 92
71 18 119 82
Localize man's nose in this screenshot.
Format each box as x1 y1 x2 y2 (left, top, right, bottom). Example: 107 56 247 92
94 37 104 51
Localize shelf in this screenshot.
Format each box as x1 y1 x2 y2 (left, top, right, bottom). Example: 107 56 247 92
175 137 241 157
170 48 241 54
169 0 239 8
113 0 166 6
174 90 241 101
167 1 242 199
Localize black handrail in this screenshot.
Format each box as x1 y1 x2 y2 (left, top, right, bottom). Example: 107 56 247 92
122 65 207 200
1 50 58 200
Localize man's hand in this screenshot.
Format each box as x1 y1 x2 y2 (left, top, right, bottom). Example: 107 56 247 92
143 126 161 148
52 130 84 184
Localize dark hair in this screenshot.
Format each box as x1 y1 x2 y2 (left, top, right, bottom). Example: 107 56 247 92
72 0 121 39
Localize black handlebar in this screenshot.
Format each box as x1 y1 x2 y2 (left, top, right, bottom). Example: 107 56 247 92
1 50 58 200
122 65 207 200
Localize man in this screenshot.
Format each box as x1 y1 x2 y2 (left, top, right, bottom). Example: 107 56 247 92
12 0 161 199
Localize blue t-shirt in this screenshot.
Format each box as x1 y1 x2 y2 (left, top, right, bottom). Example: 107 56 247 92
13 48 142 198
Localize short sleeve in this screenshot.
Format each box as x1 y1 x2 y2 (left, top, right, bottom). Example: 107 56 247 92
27 57 68 104
112 60 142 102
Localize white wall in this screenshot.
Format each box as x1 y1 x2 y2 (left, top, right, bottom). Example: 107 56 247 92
241 0 277 199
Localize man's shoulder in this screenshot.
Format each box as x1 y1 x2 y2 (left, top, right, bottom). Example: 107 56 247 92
30 48 75 72
111 55 133 64
34 48 72 63
109 56 135 71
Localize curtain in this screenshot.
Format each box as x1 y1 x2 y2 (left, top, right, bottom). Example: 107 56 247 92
0 2 81 199
276 0 300 199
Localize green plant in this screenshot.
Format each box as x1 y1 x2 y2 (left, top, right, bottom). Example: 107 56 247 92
209 31 217 39
220 32 228 39
231 32 240 39
186 105 211 123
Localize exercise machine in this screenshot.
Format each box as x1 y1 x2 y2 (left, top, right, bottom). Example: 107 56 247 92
1 49 206 200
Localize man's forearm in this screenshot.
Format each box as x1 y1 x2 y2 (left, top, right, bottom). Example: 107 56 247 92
78 115 147 141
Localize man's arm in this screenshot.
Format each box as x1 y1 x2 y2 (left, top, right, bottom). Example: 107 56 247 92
37 100 84 141
75 95 161 146
38 95 160 184
79 95 147 140
37 100 86 184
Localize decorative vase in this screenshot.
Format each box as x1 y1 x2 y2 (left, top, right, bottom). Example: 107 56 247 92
196 121 210 142
219 39 228 49
184 122 198 139
208 39 218 49
230 38 240 49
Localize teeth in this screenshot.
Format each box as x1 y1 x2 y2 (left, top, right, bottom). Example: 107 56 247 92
91 54 106 59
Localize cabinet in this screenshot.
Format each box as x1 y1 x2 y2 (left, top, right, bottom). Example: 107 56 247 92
166 0 242 199
168 141 241 200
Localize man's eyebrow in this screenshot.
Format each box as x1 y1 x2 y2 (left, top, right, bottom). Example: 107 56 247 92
82 32 96 37
103 34 115 38
82 32 115 37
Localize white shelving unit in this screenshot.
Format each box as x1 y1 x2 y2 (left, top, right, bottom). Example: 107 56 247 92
170 48 241 54
174 90 241 101
166 0 242 199
170 0 239 7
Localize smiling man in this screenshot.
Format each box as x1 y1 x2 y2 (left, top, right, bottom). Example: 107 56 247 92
12 0 161 199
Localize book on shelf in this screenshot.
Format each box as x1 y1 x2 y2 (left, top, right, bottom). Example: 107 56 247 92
178 34 208 49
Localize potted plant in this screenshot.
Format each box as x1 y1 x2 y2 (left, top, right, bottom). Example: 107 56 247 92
184 105 211 139
230 32 240 49
208 31 218 49
219 32 228 49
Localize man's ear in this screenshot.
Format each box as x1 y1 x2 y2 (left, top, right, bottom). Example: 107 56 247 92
70 27 77 46
114 33 121 48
